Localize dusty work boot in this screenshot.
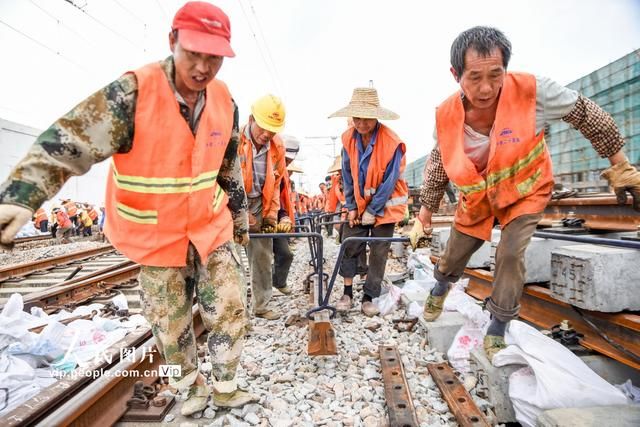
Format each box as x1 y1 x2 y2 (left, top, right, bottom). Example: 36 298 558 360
422 289 450 322
361 301 380 317
255 309 281 320
276 286 292 295
213 389 259 408
180 384 210 416
483 335 507 362
336 295 352 312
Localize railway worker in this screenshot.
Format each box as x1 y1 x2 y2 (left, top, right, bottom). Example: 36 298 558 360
78 208 94 236
52 207 72 243
272 135 300 295
33 207 48 233
410 26 640 361
62 199 79 230
329 87 409 317
85 204 99 223
238 94 287 320
0 1 256 415
324 158 344 237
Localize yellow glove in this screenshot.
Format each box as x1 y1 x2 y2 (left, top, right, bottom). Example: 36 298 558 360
276 217 293 233
408 218 432 250
601 160 640 211
261 217 277 234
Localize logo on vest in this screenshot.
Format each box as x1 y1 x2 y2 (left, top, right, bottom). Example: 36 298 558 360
497 127 520 145
206 130 225 148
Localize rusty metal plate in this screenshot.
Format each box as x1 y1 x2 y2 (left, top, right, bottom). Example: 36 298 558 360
120 394 175 422
427 363 490 427
379 345 419 427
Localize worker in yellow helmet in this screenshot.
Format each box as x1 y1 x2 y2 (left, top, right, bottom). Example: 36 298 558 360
237 94 287 320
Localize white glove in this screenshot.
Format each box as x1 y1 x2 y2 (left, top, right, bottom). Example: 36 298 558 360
361 210 376 226
0 204 33 246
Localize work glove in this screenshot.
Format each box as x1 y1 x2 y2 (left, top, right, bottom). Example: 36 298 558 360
408 217 433 250
601 160 640 211
261 217 277 233
0 204 33 249
361 210 376 226
347 210 360 228
276 217 293 233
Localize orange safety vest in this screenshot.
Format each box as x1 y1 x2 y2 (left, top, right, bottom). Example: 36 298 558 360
56 210 72 228
104 62 234 267
87 207 98 221
342 123 409 226
437 72 554 241
325 174 343 213
64 200 77 217
238 129 285 221
34 208 47 227
280 172 295 221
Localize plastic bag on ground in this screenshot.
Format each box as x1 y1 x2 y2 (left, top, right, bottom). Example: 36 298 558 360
407 248 432 272
373 284 402 316
445 282 490 373
494 320 628 427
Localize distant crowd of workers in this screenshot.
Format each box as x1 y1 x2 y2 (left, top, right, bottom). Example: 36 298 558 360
32 199 104 242
1 1 639 416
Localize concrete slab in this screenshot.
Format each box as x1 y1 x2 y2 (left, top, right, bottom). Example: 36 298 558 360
490 237 571 283
431 227 500 268
470 349 526 424
419 311 465 353
550 244 640 312
536 405 640 427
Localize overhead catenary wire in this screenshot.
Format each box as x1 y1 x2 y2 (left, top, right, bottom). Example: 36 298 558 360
0 18 91 73
237 0 285 98
248 0 287 98
61 0 145 52
28 0 99 48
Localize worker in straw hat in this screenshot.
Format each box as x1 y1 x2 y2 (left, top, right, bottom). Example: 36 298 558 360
271 134 300 295
329 87 409 317
238 94 287 320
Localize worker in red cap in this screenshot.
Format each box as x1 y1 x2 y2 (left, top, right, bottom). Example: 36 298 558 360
0 1 255 415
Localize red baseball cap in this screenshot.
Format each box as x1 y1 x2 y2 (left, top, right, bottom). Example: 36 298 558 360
172 1 235 57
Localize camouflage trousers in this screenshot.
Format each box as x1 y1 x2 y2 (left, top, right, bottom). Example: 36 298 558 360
138 241 249 392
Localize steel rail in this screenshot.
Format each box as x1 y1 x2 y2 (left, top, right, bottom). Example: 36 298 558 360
0 310 156 426
0 244 115 281
543 193 640 231
447 261 640 370
22 263 141 313
35 306 204 426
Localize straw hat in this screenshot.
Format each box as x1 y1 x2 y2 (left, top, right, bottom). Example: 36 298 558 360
287 162 304 173
329 87 399 120
327 155 342 173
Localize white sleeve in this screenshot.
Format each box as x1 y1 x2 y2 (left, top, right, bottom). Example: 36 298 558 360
535 75 579 133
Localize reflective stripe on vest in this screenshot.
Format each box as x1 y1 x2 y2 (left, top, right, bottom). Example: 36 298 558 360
456 138 546 196
112 163 218 194
363 187 376 197
385 195 408 207
116 202 158 225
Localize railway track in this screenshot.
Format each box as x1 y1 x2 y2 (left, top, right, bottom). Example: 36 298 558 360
0 245 142 313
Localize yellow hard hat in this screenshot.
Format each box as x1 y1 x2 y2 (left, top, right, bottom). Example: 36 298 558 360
251 94 286 133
